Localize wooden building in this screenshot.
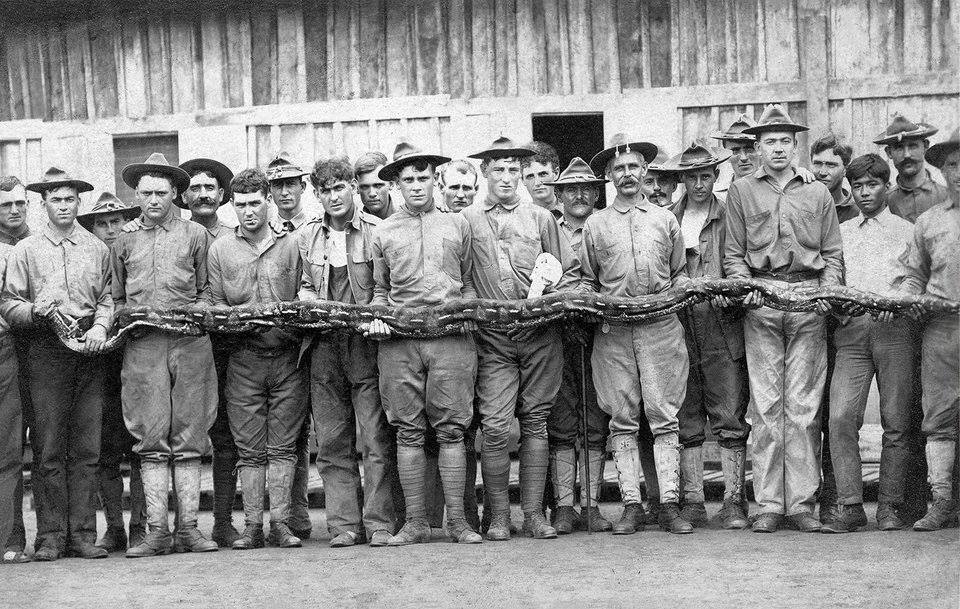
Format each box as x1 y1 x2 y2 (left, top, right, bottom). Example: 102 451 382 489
0 0 957 217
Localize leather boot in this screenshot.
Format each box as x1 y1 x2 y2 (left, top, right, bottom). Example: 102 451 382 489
211 449 239 548
126 462 173 558
438 443 482 543
612 503 645 535
172 460 218 553
481 441 512 541
579 449 611 531
233 466 266 549
267 461 302 548
96 526 127 553
718 446 749 529
654 434 692 534
658 502 694 534
914 439 958 531
821 503 868 534
876 503 906 531
388 445 432 545
387 518 432 546
679 445 707 527
612 434 644 534
519 437 555 539
550 447 577 534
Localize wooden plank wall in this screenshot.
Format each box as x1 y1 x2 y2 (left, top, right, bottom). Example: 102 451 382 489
1 0 956 121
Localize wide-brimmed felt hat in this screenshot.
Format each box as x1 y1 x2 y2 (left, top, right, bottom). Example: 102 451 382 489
265 151 309 182
925 128 960 168
646 149 678 175
121 153 191 194
712 114 757 143
378 142 451 181
26 167 94 195
873 115 939 146
179 158 234 207
76 192 141 231
467 136 535 161
664 141 733 173
589 133 658 176
742 104 809 136
543 157 608 187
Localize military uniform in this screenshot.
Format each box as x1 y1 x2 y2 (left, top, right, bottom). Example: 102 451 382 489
0 242 26 563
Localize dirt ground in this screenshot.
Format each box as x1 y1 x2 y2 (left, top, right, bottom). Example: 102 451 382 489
1 502 957 609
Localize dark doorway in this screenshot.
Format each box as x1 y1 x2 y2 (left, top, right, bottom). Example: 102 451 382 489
531 112 606 207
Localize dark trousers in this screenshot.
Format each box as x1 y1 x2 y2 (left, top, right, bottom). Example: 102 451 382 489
209 340 238 522
6 333 36 552
28 332 103 549
548 337 609 451
0 336 23 552
98 351 144 529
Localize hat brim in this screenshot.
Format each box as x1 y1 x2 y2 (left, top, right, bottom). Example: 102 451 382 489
122 163 191 196
543 177 608 187
589 142 658 176
179 158 234 206
25 179 94 194
712 133 756 143
873 127 939 146
742 123 809 136
925 141 960 168
76 205 142 231
467 147 536 160
379 154 452 181
663 149 733 173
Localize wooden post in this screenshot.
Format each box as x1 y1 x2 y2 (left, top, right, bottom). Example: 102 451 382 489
798 0 829 140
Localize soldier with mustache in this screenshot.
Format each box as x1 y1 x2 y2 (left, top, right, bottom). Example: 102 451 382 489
876 116 949 223
641 150 680 208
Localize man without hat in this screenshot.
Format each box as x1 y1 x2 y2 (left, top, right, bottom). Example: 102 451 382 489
521 141 562 218
876 115 949 223
723 104 844 533
581 134 693 535
440 160 480 213
0 177 30 246
1 168 113 560
0 237 25 564
206 168 306 550
298 156 397 548
543 157 612 534
461 137 581 541
365 142 483 545
354 151 400 220
666 142 751 530
78 194 147 553
111 153 219 557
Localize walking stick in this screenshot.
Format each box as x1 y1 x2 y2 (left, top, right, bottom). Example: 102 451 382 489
580 342 593 534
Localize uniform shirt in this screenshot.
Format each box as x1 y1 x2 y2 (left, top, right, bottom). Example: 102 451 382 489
0 224 30 246
0 243 14 335
274 209 312 235
207 226 301 348
833 186 859 225
580 195 687 297
724 166 844 285
372 203 476 307
671 194 726 280
200 219 234 246
1 223 113 329
298 206 379 306
461 195 579 300
888 170 950 224
899 198 960 301
839 208 913 297
111 215 209 309
557 215 585 256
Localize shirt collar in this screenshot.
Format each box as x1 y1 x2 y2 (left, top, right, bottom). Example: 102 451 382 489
42 223 79 245
140 213 177 232
483 194 521 211
674 194 722 223
320 204 364 232
611 195 648 214
400 201 437 217
234 224 285 251
754 165 803 187
0 224 29 241
895 170 936 193
833 185 853 207
854 206 892 227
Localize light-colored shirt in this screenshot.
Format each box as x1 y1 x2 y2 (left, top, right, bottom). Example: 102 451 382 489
1 224 113 330
580 195 687 297
888 170 950 224
557 215 586 256
899 199 960 301
680 200 709 254
111 215 209 309
298 207 379 305
327 228 347 267
273 209 312 235
200 220 234 247
372 203 476 307
839 207 913 296
461 195 579 300
723 166 844 285
0 243 14 335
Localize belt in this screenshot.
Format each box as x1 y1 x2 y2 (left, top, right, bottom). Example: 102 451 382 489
752 269 820 283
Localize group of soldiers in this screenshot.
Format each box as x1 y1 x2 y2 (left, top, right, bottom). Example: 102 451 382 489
0 103 957 564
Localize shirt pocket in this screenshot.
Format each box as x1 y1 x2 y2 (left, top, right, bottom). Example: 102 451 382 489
441 238 462 282
792 210 821 249
746 210 774 251
508 235 541 272
385 240 420 286
350 251 375 291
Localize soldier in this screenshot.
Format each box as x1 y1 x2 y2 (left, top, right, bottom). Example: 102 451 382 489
0 177 29 246
0 238 25 564
875 115 949 223
439 160 479 213
1 168 113 560
298 156 397 548
900 128 960 531
206 168 306 550
179 158 241 547
77 193 146 553
462 136 580 541
712 114 760 199
542 157 612 534
582 134 693 535
111 153 219 557
641 150 680 208
810 134 856 224
666 142 751 530
354 151 399 220
365 142 482 546
724 105 844 534
521 141 562 217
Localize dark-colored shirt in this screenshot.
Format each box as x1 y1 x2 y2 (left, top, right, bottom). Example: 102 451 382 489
372 203 476 307
833 186 859 225
671 194 728 280
298 207 379 305
899 198 960 301
111 215 209 309
1 224 113 330
888 170 950 224
461 195 579 300
0 224 30 246
723 166 844 286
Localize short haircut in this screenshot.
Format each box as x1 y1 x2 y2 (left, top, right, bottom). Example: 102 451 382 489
810 133 853 166
845 153 890 184
440 159 478 186
311 155 354 188
354 151 388 179
230 168 270 198
0 176 22 192
396 159 436 177
521 141 560 170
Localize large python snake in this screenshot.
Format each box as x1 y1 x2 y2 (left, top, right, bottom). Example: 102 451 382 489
49 278 959 353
